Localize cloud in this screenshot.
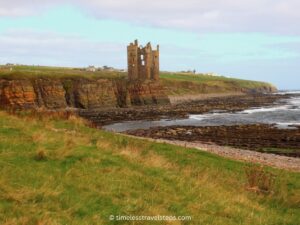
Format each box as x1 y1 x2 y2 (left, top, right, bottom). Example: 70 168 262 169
0 1 299 89
0 0 59 17
0 0 299 34
0 29 125 67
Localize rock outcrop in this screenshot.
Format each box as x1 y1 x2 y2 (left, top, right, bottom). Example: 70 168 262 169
127 80 170 105
0 79 36 108
80 94 285 126
0 77 170 110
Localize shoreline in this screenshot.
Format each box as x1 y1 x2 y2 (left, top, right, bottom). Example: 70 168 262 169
81 93 286 125
126 124 300 157
102 92 300 171
122 134 300 172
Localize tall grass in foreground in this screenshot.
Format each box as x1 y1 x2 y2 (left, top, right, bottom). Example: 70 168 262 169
0 110 299 225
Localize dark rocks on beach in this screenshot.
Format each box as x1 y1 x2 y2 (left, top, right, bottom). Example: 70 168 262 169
126 124 300 157
80 93 299 158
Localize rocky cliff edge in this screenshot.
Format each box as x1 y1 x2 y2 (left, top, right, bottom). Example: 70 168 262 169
0 78 170 110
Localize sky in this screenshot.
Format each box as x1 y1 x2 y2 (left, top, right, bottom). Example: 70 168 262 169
0 0 299 89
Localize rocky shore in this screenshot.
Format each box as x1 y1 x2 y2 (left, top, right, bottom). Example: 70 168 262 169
80 94 288 125
126 124 300 157
81 92 300 169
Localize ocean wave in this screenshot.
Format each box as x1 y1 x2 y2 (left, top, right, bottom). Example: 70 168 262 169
274 90 300 95
275 122 300 129
189 114 212 121
240 105 289 114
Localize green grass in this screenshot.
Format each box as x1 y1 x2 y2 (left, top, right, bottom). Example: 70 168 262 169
0 111 299 225
160 72 266 86
160 73 276 95
0 65 126 80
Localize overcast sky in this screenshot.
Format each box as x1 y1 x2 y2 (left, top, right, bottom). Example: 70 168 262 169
0 0 299 89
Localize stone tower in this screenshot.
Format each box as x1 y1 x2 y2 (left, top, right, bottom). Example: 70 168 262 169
127 40 159 81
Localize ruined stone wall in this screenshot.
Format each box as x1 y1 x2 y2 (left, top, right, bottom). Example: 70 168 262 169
127 40 159 81
152 49 159 80
127 40 139 80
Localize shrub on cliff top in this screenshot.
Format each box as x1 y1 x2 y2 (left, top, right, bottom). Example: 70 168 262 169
245 164 276 194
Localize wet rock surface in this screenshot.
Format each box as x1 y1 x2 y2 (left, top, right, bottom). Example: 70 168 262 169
126 124 300 157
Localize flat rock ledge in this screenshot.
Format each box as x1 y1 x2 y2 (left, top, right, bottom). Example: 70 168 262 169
123 135 300 172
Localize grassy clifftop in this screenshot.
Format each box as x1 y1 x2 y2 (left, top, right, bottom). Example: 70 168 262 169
0 65 125 80
0 65 277 96
160 73 277 95
0 110 299 224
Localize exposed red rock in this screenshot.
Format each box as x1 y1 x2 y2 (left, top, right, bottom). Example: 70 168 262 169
127 80 170 105
0 79 36 108
0 78 170 109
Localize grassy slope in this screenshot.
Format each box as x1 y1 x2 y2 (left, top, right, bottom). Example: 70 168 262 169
0 66 276 95
160 73 276 95
0 111 299 225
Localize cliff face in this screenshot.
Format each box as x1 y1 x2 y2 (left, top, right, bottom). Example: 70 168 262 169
0 78 170 110
0 80 36 108
127 81 171 106
246 85 277 94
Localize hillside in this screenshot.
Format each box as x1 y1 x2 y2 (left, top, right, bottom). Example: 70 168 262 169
0 110 299 224
160 72 277 96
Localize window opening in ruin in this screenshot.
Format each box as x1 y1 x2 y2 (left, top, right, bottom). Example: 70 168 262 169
127 40 159 80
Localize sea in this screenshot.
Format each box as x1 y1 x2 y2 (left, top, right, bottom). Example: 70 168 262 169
103 91 300 132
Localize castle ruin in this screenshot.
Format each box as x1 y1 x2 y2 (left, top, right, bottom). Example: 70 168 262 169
127 40 159 81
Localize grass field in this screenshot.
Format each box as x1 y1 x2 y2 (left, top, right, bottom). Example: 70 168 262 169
160 72 272 89
0 65 126 79
0 65 276 96
160 73 275 95
0 110 299 224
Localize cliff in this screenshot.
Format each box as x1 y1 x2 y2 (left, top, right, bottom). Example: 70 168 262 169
0 77 170 110
0 66 278 110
